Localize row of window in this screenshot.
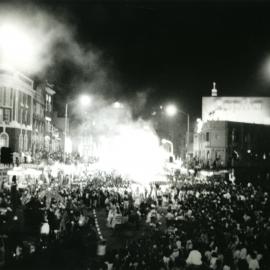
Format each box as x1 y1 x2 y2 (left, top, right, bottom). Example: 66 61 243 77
0 88 32 124
0 89 53 123
0 88 30 108
196 132 210 142
197 132 222 143
0 108 30 124
0 132 29 152
195 149 223 159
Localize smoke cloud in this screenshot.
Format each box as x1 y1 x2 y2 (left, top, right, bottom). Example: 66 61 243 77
0 3 168 184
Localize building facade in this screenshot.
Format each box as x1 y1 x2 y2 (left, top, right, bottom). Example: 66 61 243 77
193 121 227 167
0 65 34 157
193 83 270 168
0 66 60 163
193 120 270 168
32 83 45 157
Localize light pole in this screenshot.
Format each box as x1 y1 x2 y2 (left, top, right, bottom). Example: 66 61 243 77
178 110 190 159
64 95 91 163
164 104 178 157
164 104 190 160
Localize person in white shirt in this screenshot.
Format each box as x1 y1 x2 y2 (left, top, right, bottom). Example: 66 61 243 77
111 207 122 229
247 252 260 270
186 249 202 266
107 206 116 228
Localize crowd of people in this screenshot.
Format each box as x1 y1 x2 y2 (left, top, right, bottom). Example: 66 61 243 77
0 173 106 269
96 176 270 270
0 167 269 270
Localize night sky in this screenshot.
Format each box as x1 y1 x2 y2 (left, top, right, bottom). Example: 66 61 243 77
32 1 270 117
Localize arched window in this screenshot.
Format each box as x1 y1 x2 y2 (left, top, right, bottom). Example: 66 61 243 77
24 134 28 151
0 132 9 148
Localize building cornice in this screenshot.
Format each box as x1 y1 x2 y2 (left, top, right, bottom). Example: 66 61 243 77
0 121 32 131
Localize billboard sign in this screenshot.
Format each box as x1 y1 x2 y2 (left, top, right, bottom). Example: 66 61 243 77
202 97 270 125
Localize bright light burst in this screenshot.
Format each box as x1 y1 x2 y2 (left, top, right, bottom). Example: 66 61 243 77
79 95 91 107
165 104 177 117
96 125 167 185
0 22 40 72
113 102 124 109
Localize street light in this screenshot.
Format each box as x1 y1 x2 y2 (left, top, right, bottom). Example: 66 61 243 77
64 95 91 163
165 104 177 117
79 95 91 107
164 104 190 159
178 109 190 159
113 101 124 109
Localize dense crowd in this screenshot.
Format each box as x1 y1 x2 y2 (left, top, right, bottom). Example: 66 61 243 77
0 174 105 269
0 168 269 270
96 177 269 270
0 171 137 269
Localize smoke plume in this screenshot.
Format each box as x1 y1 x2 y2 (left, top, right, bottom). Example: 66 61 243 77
0 3 168 184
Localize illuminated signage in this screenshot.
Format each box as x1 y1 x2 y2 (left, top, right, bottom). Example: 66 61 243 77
202 97 270 125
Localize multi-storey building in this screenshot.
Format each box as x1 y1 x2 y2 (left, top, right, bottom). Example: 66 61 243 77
194 120 270 168
193 83 270 169
35 82 55 154
0 65 59 163
32 84 45 157
0 65 34 157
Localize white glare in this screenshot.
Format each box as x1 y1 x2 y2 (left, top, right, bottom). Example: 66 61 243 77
96 125 166 185
165 104 177 117
0 22 39 72
79 95 91 107
113 102 123 109
64 137 72 154
196 118 204 133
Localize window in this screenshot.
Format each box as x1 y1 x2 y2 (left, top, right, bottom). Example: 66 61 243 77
24 134 28 151
24 110 28 123
0 133 9 148
0 108 3 122
4 87 12 107
206 132 210 142
0 108 11 122
19 133 23 151
0 88 3 106
232 128 236 142
3 109 11 122
46 94 52 112
19 108 23 124
0 87 13 107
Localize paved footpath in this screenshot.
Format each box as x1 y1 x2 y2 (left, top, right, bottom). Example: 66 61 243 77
95 208 146 251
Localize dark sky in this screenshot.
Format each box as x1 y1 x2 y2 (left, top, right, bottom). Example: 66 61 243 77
40 0 270 118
